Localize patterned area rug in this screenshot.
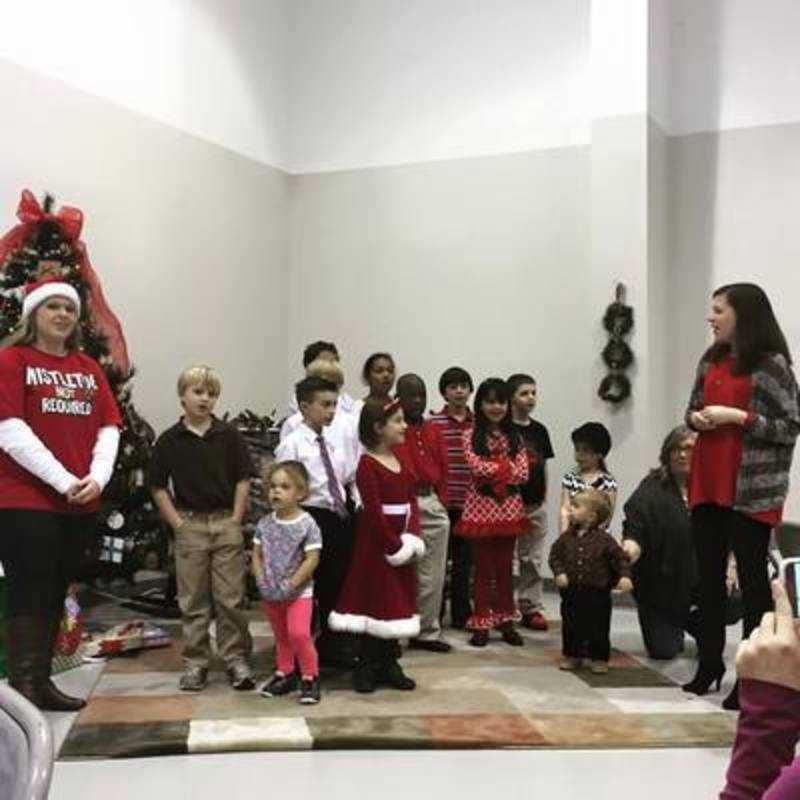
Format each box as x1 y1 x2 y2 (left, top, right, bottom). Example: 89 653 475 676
58 612 737 759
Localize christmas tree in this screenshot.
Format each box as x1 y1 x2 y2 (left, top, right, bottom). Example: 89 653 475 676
0 190 166 582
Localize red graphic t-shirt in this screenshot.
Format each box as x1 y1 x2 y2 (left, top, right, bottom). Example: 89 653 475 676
0 345 122 513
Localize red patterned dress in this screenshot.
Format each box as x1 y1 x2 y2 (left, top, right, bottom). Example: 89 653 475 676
457 429 529 630
329 453 424 639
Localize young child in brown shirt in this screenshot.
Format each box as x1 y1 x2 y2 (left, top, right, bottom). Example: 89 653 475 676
549 489 632 673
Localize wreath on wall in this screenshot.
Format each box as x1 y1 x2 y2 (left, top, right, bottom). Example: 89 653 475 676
598 283 634 404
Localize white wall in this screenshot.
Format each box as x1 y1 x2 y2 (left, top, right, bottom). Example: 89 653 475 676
651 0 800 134
0 59 289 434
287 0 590 173
0 0 289 169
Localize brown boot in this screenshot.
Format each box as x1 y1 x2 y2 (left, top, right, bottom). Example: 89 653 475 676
7 614 86 712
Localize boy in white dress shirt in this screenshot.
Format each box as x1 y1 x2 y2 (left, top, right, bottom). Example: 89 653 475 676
275 376 357 668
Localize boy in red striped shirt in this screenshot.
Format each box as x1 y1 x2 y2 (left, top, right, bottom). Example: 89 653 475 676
428 367 474 629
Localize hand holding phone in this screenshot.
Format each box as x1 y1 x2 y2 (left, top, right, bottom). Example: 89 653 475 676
780 557 800 618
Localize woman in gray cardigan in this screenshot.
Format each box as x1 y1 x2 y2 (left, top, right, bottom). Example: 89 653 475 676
682 283 799 709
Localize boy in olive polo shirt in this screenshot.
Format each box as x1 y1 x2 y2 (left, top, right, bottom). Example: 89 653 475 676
149 366 255 692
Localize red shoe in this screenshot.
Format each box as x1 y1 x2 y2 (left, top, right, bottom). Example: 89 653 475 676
523 612 548 631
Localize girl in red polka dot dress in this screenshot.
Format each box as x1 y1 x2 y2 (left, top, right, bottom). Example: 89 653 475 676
457 378 529 647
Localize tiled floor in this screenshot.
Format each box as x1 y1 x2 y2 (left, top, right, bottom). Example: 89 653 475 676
48 593 742 799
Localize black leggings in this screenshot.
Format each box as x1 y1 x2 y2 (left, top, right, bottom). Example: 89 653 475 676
0 509 96 618
691 504 772 667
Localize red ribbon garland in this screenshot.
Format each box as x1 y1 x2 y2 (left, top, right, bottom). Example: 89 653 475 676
16 188 83 242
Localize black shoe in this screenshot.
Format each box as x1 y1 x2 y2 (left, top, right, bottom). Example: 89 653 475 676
681 664 725 696
299 678 321 705
260 672 298 698
353 660 376 693
499 623 524 647
39 679 87 712
469 630 489 647
408 639 452 653
722 680 740 711
377 659 416 691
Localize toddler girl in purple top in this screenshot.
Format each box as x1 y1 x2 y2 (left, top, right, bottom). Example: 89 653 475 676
252 461 322 705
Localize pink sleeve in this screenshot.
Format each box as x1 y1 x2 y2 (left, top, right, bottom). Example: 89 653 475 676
720 680 800 800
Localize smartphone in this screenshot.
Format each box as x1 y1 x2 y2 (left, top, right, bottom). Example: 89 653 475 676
780 557 800 618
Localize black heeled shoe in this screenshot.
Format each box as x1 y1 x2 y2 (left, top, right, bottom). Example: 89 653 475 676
722 680 740 711
681 664 726 696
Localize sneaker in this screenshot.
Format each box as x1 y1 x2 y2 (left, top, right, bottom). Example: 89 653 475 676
179 665 208 692
590 660 609 674
260 672 299 698
299 678 321 705
522 612 549 632
558 657 582 671
227 661 255 691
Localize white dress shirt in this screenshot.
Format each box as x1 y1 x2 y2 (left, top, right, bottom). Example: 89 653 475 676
274 422 354 512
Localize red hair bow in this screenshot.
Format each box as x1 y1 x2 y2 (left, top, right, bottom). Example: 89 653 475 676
17 189 83 242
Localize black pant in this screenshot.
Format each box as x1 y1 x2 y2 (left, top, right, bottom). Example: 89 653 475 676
636 603 685 660
691 504 772 668
447 509 473 625
560 587 612 661
305 506 355 651
0 509 96 617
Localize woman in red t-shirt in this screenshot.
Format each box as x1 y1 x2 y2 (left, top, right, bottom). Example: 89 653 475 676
0 278 121 710
682 283 799 710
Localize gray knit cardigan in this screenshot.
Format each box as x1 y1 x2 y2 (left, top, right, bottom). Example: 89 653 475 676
686 352 800 515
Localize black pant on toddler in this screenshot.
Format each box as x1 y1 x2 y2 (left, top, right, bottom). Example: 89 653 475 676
560 586 612 661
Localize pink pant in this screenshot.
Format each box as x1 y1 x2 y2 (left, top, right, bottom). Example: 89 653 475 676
263 597 318 679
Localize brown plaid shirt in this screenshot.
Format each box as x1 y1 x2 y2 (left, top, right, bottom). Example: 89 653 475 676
549 526 630 591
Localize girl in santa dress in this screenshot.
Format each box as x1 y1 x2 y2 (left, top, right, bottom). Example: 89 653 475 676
329 397 425 693
457 378 529 647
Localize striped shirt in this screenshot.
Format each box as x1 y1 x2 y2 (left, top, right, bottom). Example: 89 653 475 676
428 407 474 511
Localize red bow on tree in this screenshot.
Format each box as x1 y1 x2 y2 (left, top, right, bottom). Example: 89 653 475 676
17 189 83 242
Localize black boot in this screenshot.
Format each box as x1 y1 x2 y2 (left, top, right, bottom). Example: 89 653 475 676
376 647 416 691
722 680 740 711
7 614 86 712
681 662 726 696
499 621 524 647
353 658 376 693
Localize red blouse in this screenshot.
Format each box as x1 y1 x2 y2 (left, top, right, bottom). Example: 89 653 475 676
394 419 449 507
689 357 781 526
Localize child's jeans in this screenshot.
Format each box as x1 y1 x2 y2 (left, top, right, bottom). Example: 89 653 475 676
469 536 517 630
264 596 318 678
560 586 612 661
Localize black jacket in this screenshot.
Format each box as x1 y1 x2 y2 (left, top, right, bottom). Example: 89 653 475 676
622 473 698 623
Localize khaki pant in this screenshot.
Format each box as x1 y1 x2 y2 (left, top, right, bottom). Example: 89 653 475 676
515 504 548 615
174 511 250 669
415 493 451 641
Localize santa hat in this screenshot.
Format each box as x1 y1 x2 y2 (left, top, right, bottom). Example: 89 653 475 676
22 277 81 319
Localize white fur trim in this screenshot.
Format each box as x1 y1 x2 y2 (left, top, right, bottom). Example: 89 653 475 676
328 611 420 639
385 533 419 567
411 535 426 558
22 282 80 319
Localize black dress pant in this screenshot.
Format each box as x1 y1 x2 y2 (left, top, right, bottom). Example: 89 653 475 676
0 509 96 618
691 504 772 668
305 506 355 654
560 586 612 661
447 509 473 625
636 603 685 660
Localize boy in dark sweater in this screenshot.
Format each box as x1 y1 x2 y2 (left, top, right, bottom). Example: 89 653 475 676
549 489 632 673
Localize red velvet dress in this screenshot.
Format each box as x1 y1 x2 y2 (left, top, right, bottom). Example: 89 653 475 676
328 453 423 640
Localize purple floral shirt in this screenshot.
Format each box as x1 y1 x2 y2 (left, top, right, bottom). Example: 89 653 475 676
253 511 322 602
